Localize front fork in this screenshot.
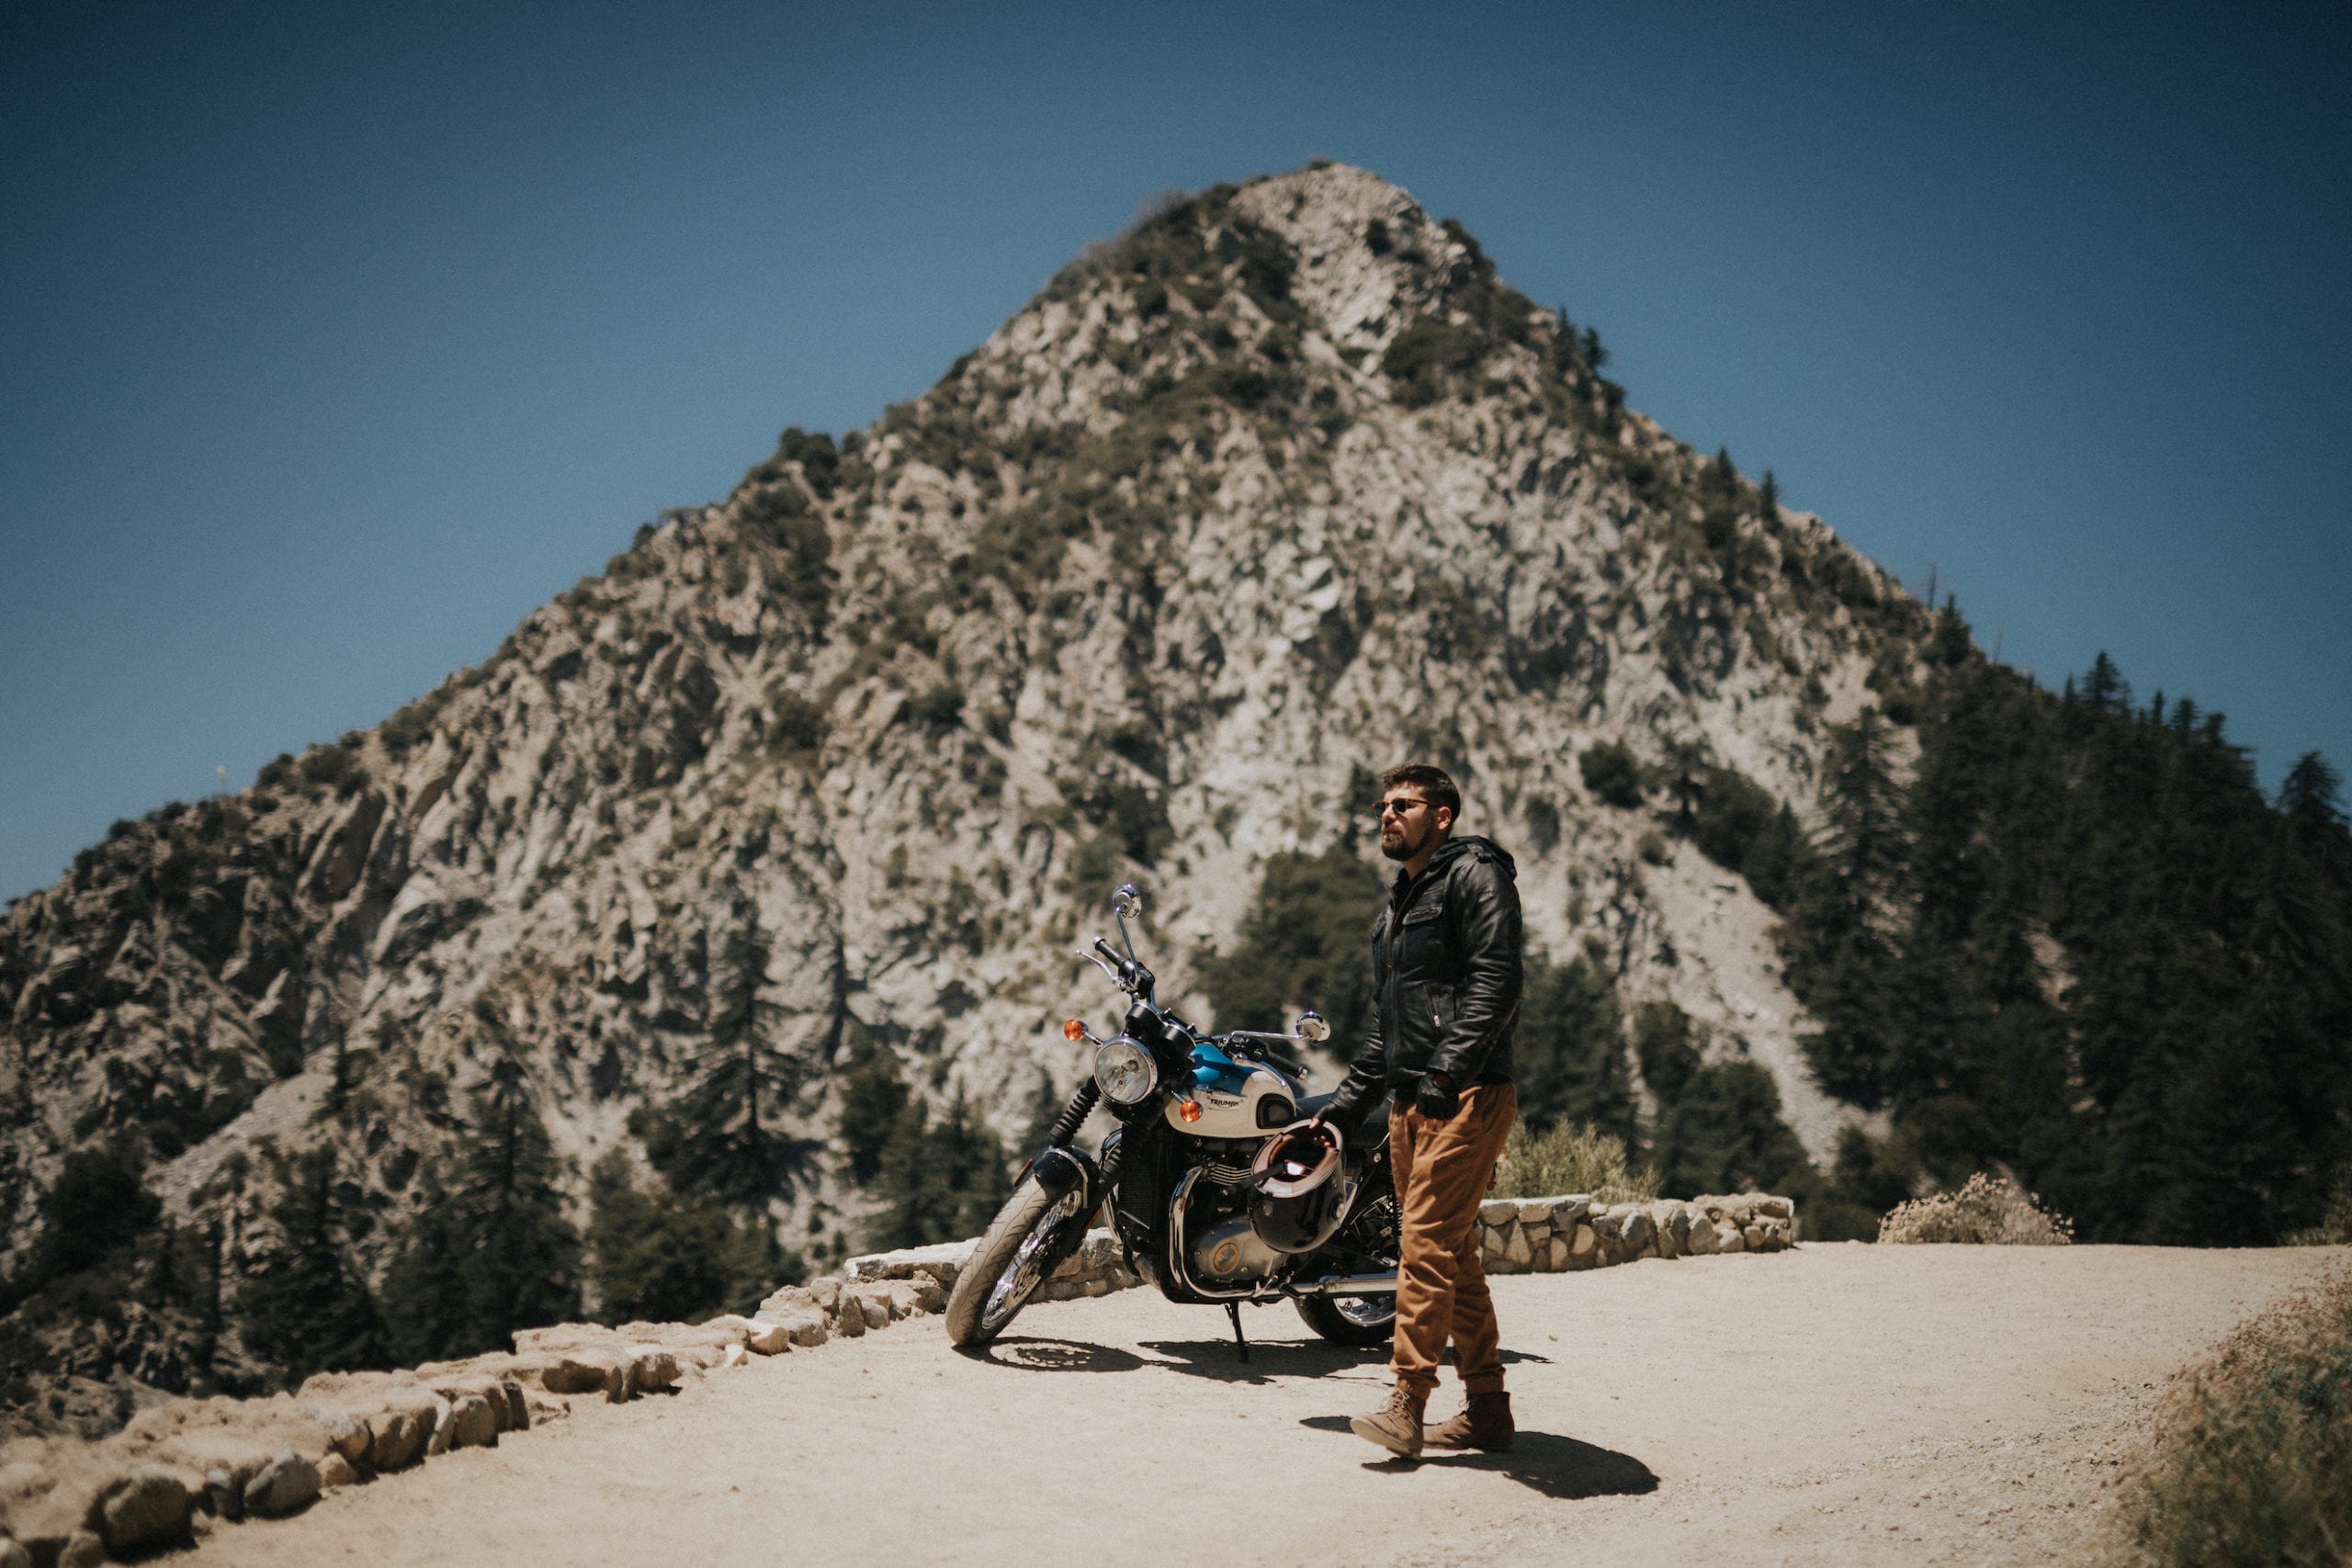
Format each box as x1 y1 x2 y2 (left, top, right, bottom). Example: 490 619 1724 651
1015 1079 1121 1280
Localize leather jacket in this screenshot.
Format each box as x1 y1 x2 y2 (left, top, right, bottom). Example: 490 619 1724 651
1329 834 1521 1124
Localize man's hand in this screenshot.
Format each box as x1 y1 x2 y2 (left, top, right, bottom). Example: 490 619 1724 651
1413 1073 1460 1120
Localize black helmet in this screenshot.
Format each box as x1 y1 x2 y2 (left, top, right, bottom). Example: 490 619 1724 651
1249 1119 1348 1254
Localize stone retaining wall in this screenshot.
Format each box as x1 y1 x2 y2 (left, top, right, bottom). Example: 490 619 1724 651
0 1190 1792 1564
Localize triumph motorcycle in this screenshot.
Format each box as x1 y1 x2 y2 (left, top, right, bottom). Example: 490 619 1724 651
944 884 1399 1356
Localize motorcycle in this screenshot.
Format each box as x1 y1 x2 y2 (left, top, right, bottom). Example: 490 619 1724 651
944 884 1399 1357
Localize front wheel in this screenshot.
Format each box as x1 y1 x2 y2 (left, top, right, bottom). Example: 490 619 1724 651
944 1173 1089 1348
1295 1291 1397 1348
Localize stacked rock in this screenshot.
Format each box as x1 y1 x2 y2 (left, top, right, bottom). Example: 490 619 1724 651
1476 1192 1796 1274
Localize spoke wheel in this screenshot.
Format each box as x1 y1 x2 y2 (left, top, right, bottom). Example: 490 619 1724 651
944 1174 1087 1348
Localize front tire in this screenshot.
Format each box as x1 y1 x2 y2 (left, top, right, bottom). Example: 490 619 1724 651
944 1173 1089 1348
1295 1291 1397 1348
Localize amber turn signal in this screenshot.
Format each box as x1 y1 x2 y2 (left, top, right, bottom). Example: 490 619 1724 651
1063 1019 1086 1042
1177 1098 1203 1123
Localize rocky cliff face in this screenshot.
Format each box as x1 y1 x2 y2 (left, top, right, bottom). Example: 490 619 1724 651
0 164 1933 1394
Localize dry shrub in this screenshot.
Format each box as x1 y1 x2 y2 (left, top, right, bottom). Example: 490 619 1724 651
2285 1169 2352 1247
2106 1267 2352 1567
1877 1172 2075 1245
1493 1119 1658 1204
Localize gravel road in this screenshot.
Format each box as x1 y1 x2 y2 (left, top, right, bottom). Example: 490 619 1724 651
199 1243 2343 1568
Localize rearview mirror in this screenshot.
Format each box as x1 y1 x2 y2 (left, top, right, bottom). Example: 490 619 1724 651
1295 1010 1330 1044
1111 884 1143 920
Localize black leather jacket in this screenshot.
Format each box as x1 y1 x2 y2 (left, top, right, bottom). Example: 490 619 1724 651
1329 834 1521 1123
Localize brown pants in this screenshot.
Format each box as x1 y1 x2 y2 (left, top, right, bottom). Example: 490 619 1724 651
1387 1080 1517 1397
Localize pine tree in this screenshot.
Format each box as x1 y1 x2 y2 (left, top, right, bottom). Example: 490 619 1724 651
585 1150 735 1325
449 1060 582 1342
238 1148 387 1383
645 903 816 1205
1514 954 1636 1146
379 1060 582 1362
866 1089 1012 1252
1200 843 1384 1045
836 1032 910 1185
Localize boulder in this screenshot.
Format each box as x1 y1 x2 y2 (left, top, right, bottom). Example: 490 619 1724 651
0 1538 29 1568
1685 1213 1723 1256
93 1465 194 1555
299 1404 371 1464
542 1349 628 1398
840 1238 978 1290
1503 1224 1534 1269
365 1390 440 1472
765 1309 830 1348
1547 1236 1569 1269
1512 1200 1555 1224
1478 1199 1517 1226
497 1379 530 1431
741 1319 797 1355
317 1452 357 1491
1570 1223 1597 1258
625 1348 682 1394
242 1451 319 1519
57 1530 105 1568
446 1393 499 1450
721 1344 749 1371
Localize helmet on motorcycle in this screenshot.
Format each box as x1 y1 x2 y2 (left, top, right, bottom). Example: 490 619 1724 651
1249 1119 1348 1254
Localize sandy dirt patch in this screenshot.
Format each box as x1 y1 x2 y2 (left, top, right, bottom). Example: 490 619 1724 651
193 1243 2343 1568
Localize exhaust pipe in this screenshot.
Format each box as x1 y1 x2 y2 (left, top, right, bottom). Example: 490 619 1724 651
1291 1272 1399 1296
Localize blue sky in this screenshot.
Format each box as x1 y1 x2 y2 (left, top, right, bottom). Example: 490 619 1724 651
5 1 2347 902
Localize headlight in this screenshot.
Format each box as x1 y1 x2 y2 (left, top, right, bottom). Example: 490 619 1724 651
1093 1036 1159 1106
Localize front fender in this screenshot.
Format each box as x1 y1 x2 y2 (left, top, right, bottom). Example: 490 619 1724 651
1021 1145 1102 1215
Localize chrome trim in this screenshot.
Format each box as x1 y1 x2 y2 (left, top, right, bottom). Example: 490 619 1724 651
1164 1168 1261 1302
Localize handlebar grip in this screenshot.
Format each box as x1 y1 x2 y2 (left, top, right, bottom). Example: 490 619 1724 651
1093 937 1121 963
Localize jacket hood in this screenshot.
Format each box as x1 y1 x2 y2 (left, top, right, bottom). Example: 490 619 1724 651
1420 833 1517 882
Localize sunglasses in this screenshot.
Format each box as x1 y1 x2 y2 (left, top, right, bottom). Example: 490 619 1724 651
1375 797 1434 818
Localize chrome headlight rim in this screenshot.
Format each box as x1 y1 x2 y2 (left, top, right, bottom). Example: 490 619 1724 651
1092 1035 1159 1106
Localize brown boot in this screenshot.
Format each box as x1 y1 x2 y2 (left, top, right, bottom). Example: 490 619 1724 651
1350 1385 1427 1459
1425 1391 1514 1451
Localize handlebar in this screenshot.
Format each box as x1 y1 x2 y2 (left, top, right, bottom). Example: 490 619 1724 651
1077 937 1155 1000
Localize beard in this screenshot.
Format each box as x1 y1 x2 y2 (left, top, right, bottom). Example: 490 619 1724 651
1378 823 1422 863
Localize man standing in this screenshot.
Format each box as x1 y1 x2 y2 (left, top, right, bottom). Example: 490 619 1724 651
1325 762 1521 1459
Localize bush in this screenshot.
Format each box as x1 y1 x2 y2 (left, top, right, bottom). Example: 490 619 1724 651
1690 765 1779 875
1381 320 1488 409
1493 1119 1657 1205
1579 740 1643 808
2106 1268 2352 1567
298 744 362 793
1878 1172 2074 1244
2286 1168 2352 1245
908 682 965 730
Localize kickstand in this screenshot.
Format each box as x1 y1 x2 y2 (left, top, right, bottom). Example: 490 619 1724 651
1225 1300 1250 1363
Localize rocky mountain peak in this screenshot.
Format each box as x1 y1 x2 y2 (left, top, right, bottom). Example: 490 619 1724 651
0 162 1939 1407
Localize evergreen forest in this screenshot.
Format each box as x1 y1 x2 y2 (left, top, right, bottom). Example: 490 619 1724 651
1204 629 2352 1247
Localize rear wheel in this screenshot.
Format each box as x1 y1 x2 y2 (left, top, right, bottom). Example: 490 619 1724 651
944 1173 1088 1348
1296 1168 1400 1348
1295 1290 1396 1348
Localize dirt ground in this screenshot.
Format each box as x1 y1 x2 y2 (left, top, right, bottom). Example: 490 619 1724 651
194 1243 2344 1568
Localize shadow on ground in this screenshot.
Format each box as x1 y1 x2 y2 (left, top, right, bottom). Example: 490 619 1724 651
961 1337 1149 1372
1297 1417 1659 1502
1138 1338 1555 1387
